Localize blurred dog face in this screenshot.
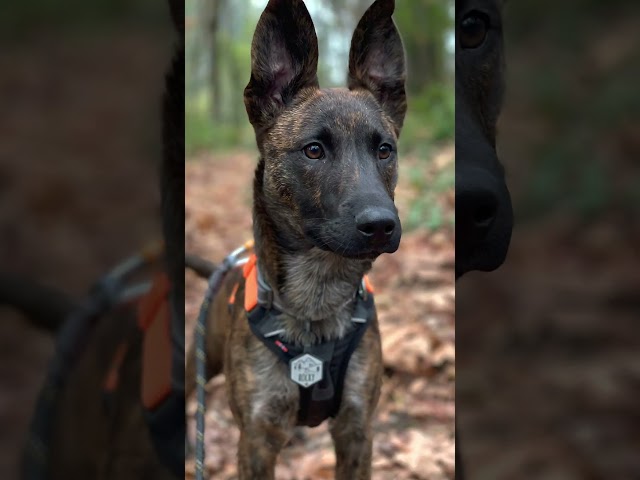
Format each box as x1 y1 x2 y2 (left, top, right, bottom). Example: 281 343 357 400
455 0 513 278
244 0 407 260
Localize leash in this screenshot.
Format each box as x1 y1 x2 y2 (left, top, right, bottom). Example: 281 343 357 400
193 240 253 480
22 240 164 480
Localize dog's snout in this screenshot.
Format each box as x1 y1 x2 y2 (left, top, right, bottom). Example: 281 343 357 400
455 165 513 277
355 208 397 244
457 187 499 235
457 187 500 246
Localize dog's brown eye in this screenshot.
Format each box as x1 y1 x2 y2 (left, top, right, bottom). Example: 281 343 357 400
303 143 324 159
459 12 489 49
378 144 392 160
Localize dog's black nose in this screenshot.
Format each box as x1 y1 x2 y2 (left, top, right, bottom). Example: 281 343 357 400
456 186 499 239
355 208 397 244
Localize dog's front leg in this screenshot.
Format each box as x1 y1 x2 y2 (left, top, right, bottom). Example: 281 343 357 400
231 355 298 480
330 414 374 480
237 420 291 480
330 342 381 480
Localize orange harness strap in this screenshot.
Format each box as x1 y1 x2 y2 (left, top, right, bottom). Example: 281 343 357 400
138 273 173 410
242 254 259 311
363 274 375 294
101 273 172 409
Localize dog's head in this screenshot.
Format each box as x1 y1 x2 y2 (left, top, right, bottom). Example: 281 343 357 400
455 0 513 279
245 0 406 260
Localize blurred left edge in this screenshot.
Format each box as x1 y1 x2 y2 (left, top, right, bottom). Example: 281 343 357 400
0 0 185 479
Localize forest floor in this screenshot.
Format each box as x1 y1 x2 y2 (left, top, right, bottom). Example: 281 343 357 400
184 147 456 480
456 217 640 479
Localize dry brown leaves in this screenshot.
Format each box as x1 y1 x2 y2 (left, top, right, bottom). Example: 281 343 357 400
185 149 455 480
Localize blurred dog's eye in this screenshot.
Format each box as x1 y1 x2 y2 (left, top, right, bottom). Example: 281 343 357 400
459 11 489 49
303 143 324 159
378 144 392 160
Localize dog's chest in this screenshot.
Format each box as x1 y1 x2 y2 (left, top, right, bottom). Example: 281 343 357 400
234 251 377 427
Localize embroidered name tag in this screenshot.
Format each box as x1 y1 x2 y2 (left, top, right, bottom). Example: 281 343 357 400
289 353 323 388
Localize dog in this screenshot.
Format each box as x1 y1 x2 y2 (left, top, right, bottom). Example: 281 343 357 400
184 0 407 478
0 3 185 478
455 0 512 280
455 0 513 478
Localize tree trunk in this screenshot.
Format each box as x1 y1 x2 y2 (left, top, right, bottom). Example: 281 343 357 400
202 0 223 122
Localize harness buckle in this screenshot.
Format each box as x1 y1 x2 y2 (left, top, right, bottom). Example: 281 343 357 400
257 287 274 310
256 264 275 309
358 278 367 300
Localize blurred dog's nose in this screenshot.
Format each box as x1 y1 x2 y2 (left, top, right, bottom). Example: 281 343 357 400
456 186 499 240
356 208 397 245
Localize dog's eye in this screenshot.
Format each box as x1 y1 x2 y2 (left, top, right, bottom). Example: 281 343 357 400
378 144 392 160
459 11 489 49
303 143 324 160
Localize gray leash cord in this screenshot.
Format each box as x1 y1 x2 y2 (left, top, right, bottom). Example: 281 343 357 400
22 242 162 480
194 243 252 480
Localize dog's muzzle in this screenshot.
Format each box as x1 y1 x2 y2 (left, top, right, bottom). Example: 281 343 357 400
456 166 513 278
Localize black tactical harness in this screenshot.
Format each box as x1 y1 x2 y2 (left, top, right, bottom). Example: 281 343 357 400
245 267 375 427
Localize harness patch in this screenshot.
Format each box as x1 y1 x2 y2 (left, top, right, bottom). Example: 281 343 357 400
290 353 323 387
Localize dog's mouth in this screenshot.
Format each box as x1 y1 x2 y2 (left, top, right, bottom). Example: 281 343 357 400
304 224 400 260
309 236 381 260
455 212 513 279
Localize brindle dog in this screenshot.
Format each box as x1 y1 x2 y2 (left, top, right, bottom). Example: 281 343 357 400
185 0 407 478
456 0 512 279
455 0 513 478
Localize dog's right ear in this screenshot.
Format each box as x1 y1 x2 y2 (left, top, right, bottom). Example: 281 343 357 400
167 0 183 34
244 0 319 132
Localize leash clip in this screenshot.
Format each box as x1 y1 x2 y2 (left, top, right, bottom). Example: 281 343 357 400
358 278 367 300
223 240 254 271
257 287 274 310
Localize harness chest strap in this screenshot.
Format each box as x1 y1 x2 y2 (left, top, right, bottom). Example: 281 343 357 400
101 273 173 409
238 254 375 427
137 273 173 410
99 272 184 477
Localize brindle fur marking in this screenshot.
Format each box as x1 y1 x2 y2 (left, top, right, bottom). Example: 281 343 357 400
185 0 407 478
455 1 513 479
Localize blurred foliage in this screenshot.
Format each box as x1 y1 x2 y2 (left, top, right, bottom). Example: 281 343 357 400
0 0 169 38
502 0 639 223
402 84 455 156
186 0 453 156
406 163 454 231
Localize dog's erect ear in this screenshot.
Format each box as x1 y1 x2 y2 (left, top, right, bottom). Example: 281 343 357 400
348 0 407 135
167 0 184 34
244 0 319 132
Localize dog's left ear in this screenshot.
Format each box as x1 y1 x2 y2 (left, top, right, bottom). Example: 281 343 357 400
348 0 407 136
244 0 319 134
167 0 184 34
